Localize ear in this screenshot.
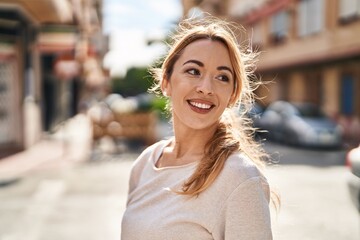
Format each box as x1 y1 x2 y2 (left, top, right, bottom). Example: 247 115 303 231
161 77 172 97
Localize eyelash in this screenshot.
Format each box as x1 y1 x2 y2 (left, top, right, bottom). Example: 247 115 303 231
217 75 230 82
186 68 200 76
185 68 230 82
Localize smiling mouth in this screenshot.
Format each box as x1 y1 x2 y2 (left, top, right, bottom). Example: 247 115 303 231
187 100 215 112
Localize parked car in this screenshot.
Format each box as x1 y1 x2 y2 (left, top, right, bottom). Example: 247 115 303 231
235 102 265 132
256 101 342 148
248 102 264 119
347 144 360 213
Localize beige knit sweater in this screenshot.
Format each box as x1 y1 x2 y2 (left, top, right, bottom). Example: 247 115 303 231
121 139 272 240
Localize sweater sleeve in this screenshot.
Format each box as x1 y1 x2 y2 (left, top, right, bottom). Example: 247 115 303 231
213 176 273 240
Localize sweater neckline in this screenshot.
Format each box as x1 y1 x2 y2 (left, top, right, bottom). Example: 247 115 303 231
152 138 199 171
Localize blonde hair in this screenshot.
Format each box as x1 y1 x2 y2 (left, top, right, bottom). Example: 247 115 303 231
150 16 279 207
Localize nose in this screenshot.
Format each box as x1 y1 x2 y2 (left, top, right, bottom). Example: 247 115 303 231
196 77 213 95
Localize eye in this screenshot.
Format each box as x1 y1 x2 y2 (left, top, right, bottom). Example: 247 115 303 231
186 68 200 76
216 74 230 82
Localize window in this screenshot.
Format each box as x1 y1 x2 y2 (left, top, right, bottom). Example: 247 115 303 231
270 10 289 44
0 60 17 144
341 75 355 115
339 0 360 23
298 0 324 37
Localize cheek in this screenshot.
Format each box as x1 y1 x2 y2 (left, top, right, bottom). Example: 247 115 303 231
225 86 236 105
218 94 232 109
228 94 236 106
225 97 233 107
228 84 238 105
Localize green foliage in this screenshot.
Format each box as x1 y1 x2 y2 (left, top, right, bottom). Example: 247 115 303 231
111 67 154 97
151 96 167 112
151 96 170 120
110 66 169 117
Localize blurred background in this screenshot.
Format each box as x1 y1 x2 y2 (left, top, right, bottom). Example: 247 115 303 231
0 0 359 239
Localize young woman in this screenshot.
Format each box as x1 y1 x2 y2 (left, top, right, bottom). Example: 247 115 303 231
121 16 276 240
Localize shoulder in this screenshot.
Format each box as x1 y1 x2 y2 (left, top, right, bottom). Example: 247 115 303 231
204 152 271 225
127 139 170 193
131 139 170 171
221 152 265 184
210 152 270 199
204 152 271 207
211 155 272 239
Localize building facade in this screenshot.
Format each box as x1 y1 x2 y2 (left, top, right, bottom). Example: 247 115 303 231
0 0 107 157
182 0 360 144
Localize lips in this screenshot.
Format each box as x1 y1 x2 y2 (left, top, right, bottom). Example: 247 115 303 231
187 100 215 113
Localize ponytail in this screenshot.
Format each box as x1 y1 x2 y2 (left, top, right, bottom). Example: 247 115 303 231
177 109 266 196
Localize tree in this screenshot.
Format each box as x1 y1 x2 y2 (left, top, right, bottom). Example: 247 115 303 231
111 67 153 97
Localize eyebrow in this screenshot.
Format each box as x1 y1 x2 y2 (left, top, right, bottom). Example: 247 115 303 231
183 59 233 75
183 59 203 67
217 66 233 75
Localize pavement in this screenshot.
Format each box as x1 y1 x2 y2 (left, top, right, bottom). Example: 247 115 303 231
0 113 173 185
0 114 93 184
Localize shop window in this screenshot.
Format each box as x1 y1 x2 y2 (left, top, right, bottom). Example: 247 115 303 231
339 0 360 24
0 60 16 144
298 0 324 37
270 10 288 45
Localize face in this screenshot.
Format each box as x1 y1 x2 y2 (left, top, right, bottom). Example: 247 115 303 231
162 39 235 131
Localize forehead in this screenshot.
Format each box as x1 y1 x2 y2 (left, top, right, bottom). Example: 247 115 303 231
178 39 232 65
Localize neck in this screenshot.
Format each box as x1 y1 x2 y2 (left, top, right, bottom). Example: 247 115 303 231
171 122 217 159
157 120 217 168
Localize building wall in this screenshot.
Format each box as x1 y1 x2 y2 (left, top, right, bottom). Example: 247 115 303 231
182 0 230 17
181 0 360 143
0 0 82 154
0 8 34 153
322 66 340 117
288 72 305 103
255 0 360 143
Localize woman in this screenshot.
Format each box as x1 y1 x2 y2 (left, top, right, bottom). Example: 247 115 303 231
121 16 276 239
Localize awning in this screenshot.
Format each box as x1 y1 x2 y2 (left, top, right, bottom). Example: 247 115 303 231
0 0 73 24
0 43 16 61
37 32 77 53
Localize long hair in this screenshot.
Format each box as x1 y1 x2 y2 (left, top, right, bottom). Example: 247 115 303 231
150 16 279 207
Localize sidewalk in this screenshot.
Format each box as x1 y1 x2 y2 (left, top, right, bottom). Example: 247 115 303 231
0 114 93 184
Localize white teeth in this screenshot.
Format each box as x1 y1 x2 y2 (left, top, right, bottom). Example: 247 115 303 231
190 101 212 109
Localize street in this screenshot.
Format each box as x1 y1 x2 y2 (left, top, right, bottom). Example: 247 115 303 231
263 142 359 239
0 142 359 240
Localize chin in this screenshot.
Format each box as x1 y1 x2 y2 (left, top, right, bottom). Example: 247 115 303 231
186 120 219 131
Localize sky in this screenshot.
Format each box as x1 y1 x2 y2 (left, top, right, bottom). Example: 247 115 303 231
102 0 183 76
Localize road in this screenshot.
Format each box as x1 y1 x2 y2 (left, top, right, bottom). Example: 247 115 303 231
0 142 359 240
0 152 137 240
263 142 359 239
